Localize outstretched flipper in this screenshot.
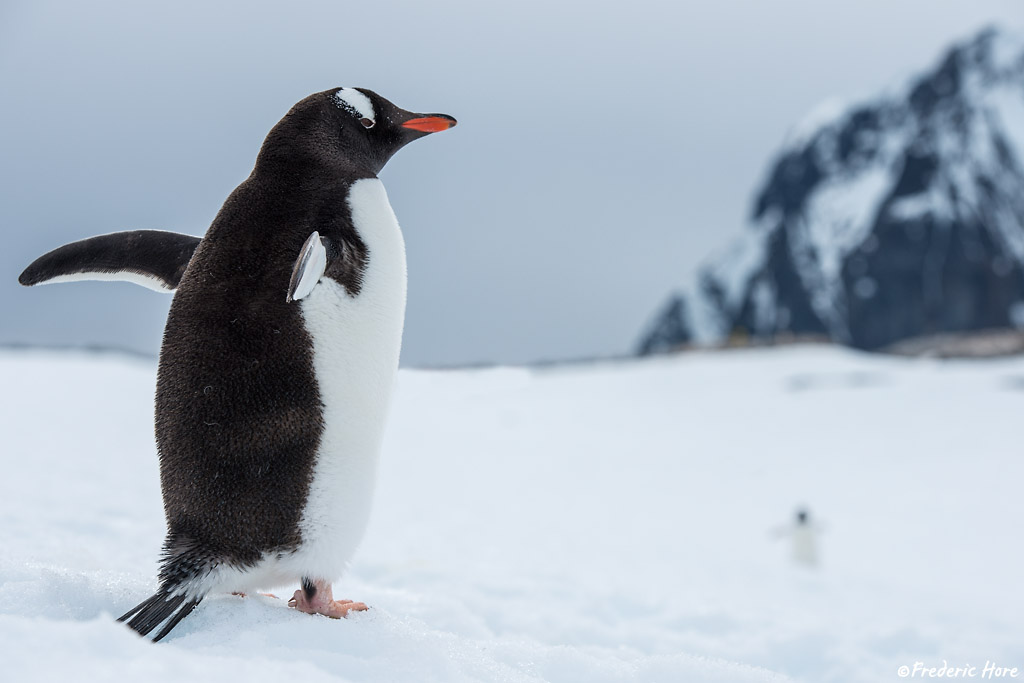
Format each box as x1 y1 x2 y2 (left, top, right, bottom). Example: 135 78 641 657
19 230 201 292
286 231 329 303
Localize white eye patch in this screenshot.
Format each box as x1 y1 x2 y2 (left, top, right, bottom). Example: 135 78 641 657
335 88 375 125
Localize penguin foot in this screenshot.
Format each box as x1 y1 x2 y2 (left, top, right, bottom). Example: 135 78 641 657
287 579 367 619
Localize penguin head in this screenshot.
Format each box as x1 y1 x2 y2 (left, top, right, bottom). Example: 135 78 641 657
333 88 457 171
257 88 456 176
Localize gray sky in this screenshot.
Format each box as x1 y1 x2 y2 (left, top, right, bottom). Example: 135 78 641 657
2 0 1021 366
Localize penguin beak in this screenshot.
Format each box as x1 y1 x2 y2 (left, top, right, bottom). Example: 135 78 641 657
402 114 457 133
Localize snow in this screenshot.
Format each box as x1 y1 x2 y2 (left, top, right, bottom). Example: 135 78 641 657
985 84 1024 171
783 97 849 149
3 346 1024 682
690 213 773 340
802 164 893 284
775 160 895 340
887 192 941 222
707 238 763 314
984 28 1024 75
976 82 1024 264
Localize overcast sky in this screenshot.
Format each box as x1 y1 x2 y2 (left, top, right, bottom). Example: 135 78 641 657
1 0 1021 366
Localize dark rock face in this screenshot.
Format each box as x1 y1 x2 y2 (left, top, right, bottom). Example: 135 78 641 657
640 27 1024 354
638 296 691 355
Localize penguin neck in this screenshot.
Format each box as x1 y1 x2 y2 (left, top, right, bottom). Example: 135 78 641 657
254 146 376 186
253 110 380 184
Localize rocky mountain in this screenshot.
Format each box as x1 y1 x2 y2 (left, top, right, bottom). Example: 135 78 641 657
640 27 1024 354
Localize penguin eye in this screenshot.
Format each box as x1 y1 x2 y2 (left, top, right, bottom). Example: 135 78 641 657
360 117 375 129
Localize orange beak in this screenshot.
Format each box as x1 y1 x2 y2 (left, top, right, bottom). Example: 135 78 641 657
402 116 457 133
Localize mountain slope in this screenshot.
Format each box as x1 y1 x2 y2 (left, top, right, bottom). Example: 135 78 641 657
641 27 1024 353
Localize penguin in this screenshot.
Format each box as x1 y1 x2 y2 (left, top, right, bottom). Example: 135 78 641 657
771 507 822 568
789 508 820 567
19 87 456 641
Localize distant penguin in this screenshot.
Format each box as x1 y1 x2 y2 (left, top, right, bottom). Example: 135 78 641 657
791 509 817 566
19 87 456 641
785 508 821 567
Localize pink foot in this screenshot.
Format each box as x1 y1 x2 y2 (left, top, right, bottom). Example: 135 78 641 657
287 579 368 619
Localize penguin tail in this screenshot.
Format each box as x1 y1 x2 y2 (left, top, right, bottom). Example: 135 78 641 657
117 587 203 642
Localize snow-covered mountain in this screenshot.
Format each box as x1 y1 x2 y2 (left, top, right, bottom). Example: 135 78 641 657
640 27 1024 354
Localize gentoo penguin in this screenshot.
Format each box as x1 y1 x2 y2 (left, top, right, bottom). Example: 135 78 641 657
19 87 456 641
773 508 822 568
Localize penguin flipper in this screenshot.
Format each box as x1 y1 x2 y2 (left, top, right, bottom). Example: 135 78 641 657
118 586 203 642
286 231 329 303
19 230 201 293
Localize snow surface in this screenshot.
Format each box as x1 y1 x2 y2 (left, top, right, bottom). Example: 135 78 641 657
2 347 1023 682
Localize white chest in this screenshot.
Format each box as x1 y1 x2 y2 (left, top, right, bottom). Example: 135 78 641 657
289 177 408 580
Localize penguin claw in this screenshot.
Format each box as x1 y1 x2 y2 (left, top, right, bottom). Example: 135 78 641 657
287 584 368 618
